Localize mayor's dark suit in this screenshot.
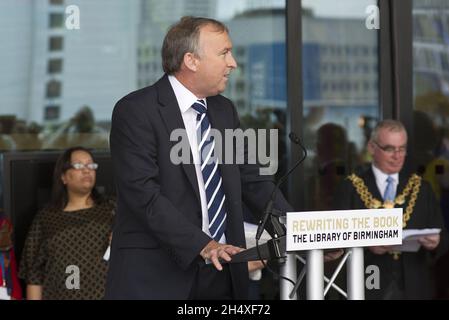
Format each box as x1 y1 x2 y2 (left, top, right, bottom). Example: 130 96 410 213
105 75 292 299
335 165 449 299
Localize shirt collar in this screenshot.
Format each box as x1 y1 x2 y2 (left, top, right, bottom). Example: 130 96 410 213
168 75 207 113
371 163 399 183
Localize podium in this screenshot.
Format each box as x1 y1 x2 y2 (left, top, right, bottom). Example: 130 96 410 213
230 236 364 300
230 208 403 300
279 247 365 300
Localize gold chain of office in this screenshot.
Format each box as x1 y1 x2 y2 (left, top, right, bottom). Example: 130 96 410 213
347 173 422 228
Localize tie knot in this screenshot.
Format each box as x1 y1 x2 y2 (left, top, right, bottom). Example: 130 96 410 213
191 100 207 114
386 176 394 184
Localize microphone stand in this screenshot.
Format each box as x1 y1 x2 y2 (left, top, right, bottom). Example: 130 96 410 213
255 132 307 263
224 132 307 275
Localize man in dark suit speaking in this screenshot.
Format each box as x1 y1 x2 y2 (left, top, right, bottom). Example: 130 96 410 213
105 16 293 299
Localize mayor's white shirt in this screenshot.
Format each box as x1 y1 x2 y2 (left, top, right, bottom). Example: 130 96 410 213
371 164 399 200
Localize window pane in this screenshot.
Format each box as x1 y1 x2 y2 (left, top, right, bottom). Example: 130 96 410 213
0 0 287 173
49 13 64 29
46 80 61 98
412 0 449 233
44 105 60 121
219 2 288 187
302 0 380 210
48 59 63 74
49 36 63 51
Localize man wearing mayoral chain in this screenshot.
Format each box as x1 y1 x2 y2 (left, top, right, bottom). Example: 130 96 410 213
336 119 448 299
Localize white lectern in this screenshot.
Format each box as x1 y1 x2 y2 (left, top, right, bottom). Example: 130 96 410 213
281 208 402 300
228 208 402 300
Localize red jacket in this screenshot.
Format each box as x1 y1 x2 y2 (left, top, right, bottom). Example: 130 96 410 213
0 218 22 300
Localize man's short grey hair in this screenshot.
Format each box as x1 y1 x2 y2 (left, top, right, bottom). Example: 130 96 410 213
162 16 229 74
370 119 407 142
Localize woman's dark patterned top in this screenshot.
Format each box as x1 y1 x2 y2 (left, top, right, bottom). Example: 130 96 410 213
19 200 114 300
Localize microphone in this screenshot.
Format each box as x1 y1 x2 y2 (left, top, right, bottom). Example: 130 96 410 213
289 132 301 145
255 132 307 240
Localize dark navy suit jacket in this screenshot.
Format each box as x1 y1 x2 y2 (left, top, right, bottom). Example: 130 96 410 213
105 75 292 299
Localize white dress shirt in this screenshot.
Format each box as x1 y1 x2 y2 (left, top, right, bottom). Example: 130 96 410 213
371 164 399 200
168 75 226 243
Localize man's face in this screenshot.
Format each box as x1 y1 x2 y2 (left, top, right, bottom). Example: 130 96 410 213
194 25 237 97
368 128 407 174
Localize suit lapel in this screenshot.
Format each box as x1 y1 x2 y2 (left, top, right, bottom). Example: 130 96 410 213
206 96 227 142
397 170 409 195
155 75 200 203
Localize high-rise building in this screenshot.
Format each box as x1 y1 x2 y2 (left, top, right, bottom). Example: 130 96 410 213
140 0 216 26
0 1 34 121
0 0 139 124
224 9 377 113
413 0 449 97
137 0 217 88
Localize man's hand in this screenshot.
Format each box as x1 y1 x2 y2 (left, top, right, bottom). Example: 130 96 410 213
324 249 344 262
200 240 243 271
418 234 440 251
248 260 266 272
368 246 391 255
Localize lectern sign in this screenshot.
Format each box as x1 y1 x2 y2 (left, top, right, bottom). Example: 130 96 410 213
286 208 402 251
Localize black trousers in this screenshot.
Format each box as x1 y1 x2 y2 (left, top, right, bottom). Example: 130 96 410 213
189 261 233 300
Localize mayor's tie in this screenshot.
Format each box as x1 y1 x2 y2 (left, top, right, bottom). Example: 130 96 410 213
383 175 396 202
191 99 227 242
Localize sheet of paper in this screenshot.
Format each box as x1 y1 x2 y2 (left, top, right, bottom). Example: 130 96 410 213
244 222 271 249
391 228 441 252
244 222 270 278
402 228 441 241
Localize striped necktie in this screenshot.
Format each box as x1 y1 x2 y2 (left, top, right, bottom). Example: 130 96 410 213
191 99 227 242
